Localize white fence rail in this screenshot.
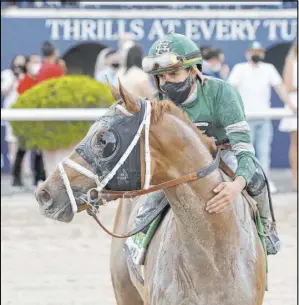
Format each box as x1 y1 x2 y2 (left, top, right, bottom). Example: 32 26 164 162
1 108 296 121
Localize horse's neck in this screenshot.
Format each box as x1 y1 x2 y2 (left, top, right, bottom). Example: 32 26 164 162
164 172 241 276
158 122 239 259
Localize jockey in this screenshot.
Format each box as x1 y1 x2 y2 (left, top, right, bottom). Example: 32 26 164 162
136 32 280 255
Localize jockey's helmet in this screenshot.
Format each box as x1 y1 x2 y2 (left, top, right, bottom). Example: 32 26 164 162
142 32 202 75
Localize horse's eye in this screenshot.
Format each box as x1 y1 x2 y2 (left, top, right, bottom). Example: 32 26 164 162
100 131 118 159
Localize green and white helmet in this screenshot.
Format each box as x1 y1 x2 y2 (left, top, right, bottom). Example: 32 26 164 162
142 32 202 75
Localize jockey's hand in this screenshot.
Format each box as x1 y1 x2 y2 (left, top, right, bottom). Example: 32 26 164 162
206 176 246 213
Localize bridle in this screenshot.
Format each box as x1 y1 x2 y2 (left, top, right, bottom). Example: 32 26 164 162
57 99 221 238
58 100 152 214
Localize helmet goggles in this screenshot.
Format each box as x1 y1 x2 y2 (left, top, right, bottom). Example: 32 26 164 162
142 50 202 74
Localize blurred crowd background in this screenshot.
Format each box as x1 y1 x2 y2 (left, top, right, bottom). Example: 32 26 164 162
1 1 297 194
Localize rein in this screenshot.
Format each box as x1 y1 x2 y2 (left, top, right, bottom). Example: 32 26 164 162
87 148 222 239
99 148 221 201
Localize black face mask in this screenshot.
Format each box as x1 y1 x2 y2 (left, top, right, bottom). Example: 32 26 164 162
160 74 193 105
251 54 261 63
112 63 120 69
12 64 26 76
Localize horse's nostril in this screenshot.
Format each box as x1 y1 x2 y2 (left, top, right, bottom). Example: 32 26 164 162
38 189 53 207
40 190 51 201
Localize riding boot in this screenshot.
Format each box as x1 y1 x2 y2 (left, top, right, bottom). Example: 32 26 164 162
247 173 280 255
12 148 26 187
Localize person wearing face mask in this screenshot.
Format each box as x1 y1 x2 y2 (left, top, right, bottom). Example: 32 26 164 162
202 48 224 79
127 32 281 260
118 32 136 59
1 69 18 144
17 55 41 94
95 49 120 86
1 69 22 187
202 48 230 80
94 48 112 80
117 44 154 99
218 49 230 80
228 41 296 194
10 54 26 80
9 55 46 188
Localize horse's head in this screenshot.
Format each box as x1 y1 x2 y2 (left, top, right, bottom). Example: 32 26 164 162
35 81 215 223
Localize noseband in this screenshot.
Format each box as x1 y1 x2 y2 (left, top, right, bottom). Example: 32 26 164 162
57 99 221 238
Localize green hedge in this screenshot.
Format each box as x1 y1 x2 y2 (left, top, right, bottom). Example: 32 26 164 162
11 75 115 150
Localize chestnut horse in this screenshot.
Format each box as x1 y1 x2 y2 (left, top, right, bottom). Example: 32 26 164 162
35 82 266 305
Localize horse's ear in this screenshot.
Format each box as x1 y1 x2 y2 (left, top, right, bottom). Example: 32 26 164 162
106 76 121 101
118 78 140 113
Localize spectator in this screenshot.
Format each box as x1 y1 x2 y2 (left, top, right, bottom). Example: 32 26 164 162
94 48 113 80
1 69 18 145
218 49 230 80
33 42 65 186
36 41 65 83
1 69 21 187
200 45 213 58
18 54 46 187
118 33 136 69
8 55 47 188
279 41 297 191
17 54 41 94
10 54 26 80
94 49 120 86
202 47 229 80
117 44 154 99
228 41 296 193
118 32 136 53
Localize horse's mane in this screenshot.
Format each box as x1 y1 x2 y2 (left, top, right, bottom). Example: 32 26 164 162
150 99 216 154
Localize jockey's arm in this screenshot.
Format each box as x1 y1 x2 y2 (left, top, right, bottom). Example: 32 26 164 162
215 82 257 187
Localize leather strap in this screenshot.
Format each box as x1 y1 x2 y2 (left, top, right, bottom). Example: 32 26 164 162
98 148 221 202
87 149 222 239
88 197 169 239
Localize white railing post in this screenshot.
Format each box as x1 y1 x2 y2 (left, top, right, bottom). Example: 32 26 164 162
1 108 296 121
